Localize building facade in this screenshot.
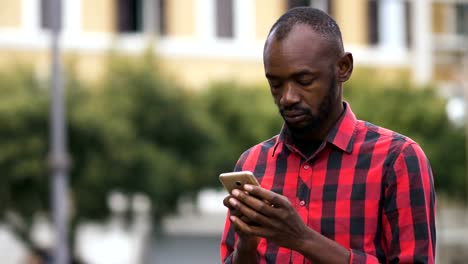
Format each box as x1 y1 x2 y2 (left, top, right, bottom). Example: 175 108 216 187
0 0 466 92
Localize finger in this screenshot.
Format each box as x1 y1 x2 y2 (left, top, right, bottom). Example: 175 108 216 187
224 195 247 218
231 189 277 217
229 197 274 226
229 215 254 235
243 184 290 208
224 198 242 216
223 195 234 208
224 195 241 211
230 215 273 238
239 215 250 222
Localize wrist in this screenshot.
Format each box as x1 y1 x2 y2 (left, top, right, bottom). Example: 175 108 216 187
293 227 317 253
233 237 259 264
294 228 350 264
236 236 259 253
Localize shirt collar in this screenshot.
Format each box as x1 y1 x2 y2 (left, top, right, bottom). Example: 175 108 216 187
273 101 357 156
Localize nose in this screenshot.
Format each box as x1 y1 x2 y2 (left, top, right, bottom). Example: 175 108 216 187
280 82 300 107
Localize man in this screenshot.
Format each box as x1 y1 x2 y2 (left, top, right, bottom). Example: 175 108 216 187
220 7 436 264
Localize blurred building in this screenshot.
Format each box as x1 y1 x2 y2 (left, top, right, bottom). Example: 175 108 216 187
0 0 466 92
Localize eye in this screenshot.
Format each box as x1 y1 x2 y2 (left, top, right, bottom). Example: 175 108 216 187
268 79 282 89
296 77 314 86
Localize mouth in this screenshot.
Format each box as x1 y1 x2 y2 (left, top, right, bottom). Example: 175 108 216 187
282 111 308 123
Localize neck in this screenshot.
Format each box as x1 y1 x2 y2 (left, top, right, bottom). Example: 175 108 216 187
293 102 344 143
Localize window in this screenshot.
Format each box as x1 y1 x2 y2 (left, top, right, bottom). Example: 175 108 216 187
157 0 167 35
327 0 333 16
216 0 234 38
404 0 412 48
117 0 143 33
41 0 61 30
289 1 333 19
140 0 166 35
455 4 468 35
367 0 379 45
288 0 311 9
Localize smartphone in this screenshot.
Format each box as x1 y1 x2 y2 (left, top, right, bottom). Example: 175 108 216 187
219 171 260 193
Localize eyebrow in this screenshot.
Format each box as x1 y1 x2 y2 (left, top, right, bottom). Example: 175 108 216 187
292 70 317 78
265 73 278 79
266 70 318 79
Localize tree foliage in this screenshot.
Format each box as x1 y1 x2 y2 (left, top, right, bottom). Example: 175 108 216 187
0 66 50 224
344 71 466 199
198 81 282 175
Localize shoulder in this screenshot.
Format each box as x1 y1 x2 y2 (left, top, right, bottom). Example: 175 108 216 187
356 120 419 150
234 135 279 171
356 120 430 170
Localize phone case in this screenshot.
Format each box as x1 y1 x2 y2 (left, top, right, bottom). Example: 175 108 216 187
219 171 259 193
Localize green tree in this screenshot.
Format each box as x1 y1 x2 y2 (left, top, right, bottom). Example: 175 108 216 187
197 81 282 175
0 66 50 251
71 52 221 219
344 73 466 199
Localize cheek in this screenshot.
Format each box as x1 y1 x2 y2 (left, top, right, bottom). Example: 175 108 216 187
303 91 327 112
270 90 281 105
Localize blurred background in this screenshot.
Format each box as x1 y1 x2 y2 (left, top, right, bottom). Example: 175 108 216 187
0 0 466 263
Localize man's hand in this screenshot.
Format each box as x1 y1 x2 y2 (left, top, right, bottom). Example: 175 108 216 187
223 193 260 251
226 185 350 263
227 184 310 250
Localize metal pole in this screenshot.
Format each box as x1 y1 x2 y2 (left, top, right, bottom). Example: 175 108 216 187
464 51 468 207
49 0 70 263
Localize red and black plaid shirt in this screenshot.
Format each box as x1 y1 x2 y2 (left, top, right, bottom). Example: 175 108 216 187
220 102 436 264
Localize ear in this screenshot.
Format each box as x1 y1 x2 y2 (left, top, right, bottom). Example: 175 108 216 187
336 52 353 82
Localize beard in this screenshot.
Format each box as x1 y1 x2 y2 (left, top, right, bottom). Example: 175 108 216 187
279 76 337 137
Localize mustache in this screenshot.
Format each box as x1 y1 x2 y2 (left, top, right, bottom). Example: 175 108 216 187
279 105 311 115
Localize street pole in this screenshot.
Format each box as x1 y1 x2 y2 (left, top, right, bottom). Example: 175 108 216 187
49 0 70 263
464 51 468 207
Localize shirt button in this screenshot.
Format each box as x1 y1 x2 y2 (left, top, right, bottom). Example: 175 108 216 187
299 201 306 206
303 164 310 170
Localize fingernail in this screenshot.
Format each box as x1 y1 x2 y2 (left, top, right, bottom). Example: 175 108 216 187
229 198 237 206
232 189 240 196
244 184 253 191
230 215 236 222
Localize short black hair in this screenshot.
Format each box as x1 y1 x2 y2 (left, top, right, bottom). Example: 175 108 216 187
266 7 344 53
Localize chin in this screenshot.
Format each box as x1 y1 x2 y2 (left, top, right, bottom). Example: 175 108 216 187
286 121 321 135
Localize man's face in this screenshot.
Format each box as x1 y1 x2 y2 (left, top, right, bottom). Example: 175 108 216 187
263 24 341 137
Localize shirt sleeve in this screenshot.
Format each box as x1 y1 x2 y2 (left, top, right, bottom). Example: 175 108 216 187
220 210 237 263
348 142 436 264
220 150 251 263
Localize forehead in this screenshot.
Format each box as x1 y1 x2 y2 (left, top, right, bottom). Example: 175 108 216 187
264 24 334 74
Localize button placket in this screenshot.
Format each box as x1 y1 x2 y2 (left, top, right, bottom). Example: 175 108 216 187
293 161 311 264
298 162 312 208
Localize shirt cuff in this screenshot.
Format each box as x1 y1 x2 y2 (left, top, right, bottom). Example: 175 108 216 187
348 248 354 264
348 248 380 264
